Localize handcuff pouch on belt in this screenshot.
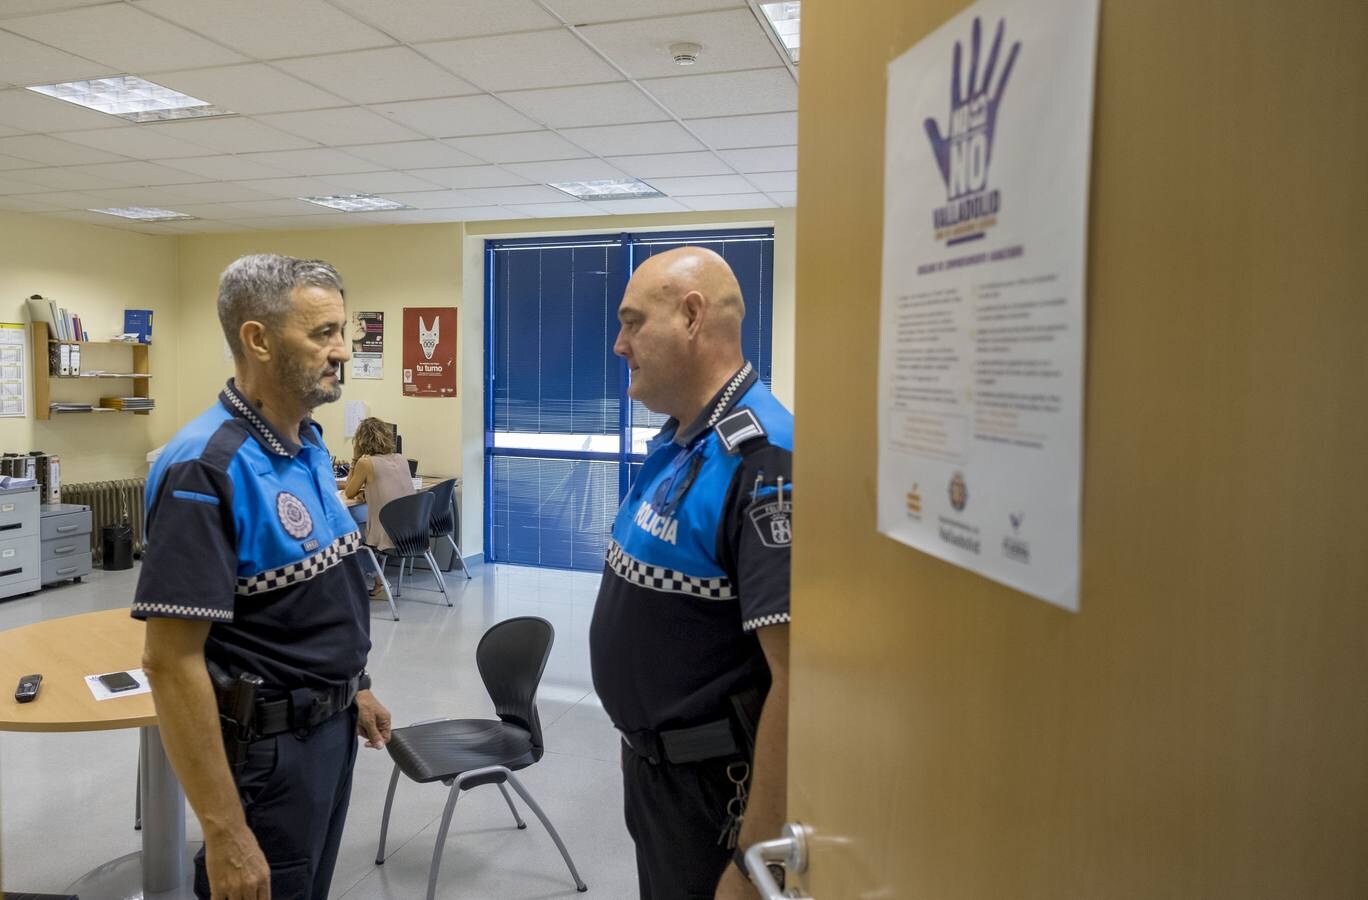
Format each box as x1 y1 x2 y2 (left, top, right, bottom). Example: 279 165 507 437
621 685 764 766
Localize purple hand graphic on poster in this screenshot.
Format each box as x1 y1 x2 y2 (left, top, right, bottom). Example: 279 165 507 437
923 17 1021 201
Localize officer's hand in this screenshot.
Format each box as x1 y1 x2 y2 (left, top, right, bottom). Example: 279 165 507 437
205 824 271 900
715 863 756 899
356 689 391 748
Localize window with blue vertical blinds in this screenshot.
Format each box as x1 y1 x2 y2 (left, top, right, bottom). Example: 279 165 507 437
486 228 775 571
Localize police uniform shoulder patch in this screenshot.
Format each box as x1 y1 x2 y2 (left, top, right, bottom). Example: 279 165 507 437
748 492 792 548
276 491 314 539
714 408 766 454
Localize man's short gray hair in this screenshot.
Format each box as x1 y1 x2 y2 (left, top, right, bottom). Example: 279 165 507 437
218 254 344 360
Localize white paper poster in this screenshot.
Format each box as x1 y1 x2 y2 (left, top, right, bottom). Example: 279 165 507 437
352 353 383 380
878 0 1098 610
344 400 366 438
0 323 26 418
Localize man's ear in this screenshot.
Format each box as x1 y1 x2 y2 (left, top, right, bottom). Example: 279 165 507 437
239 320 272 363
681 290 705 339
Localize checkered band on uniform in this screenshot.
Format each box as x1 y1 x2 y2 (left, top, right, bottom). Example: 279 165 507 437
237 530 361 595
605 540 737 601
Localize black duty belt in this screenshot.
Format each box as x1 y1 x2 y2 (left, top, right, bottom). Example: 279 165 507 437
622 717 741 765
213 675 360 737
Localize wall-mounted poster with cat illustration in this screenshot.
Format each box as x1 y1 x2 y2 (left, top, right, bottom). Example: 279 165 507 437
402 307 457 397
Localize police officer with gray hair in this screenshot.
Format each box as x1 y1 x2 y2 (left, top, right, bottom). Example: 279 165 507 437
136 254 391 900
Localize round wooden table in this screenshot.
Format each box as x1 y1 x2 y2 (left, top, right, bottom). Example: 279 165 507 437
0 607 188 896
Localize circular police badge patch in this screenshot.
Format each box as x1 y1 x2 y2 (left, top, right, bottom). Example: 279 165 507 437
276 491 314 539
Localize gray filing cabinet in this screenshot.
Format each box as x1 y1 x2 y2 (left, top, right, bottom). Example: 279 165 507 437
40 502 92 585
0 485 41 600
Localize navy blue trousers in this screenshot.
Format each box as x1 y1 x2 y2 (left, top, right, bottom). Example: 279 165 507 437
195 707 358 900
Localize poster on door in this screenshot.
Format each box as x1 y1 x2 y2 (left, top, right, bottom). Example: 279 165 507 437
402 307 457 397
876 0 1099 611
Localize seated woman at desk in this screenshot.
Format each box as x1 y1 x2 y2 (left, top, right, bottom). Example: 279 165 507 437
343 417 414 598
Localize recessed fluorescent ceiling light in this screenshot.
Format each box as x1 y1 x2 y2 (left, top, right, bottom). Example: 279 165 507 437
89 206 194 221
759 1 801 64
300 194 411 212
548 179 664 200
27 76 233 123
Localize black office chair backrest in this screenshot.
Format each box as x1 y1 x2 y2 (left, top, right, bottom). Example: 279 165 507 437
377 492 435 558
477 617 553 758
426 478 458 539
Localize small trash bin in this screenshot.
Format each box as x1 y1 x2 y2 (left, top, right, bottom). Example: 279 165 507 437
102 522 134 570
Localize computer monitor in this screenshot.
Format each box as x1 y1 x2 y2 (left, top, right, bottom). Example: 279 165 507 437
383 421 402 454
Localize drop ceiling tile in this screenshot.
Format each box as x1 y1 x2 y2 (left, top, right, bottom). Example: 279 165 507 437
417 30 621 92
0 134 125 165
12 190 101 208
215 198 335 217
597 197 690 215
605 150 731 178
462 184 574 205
220 216 335 230
502 202 609 219
0 174 50 194
765 190 796 207
579 9 782 79
237 148 376 176
0 1 113 15
416 165 530 189
163 202 254 220
0 165 125 191
498 83 666 129
717 145 796 173
67 161 206 186
134 0 393 59
56 126 218 160
79 186 204 206
542 0 743 25
560 121 701 156
330 0 557 42
152 64 348 116
446 131 586 163
47 210 148 229
503 158 628 182
0 29 115 85
276 47 479 105
3 4 247 72
233 176 347 197
256 108 422 147
370 205 524 223
0 153 36 170
318 170 446 194
645 174 753 196
372 96 538 139
142 118 317 153
681 192 775 211
445 206 530 221
157 219 257 233
0 194 64 212
744 170 796 192
340 141 483 170
0 88 127 133
153 181 275 203
158 155 293 181
685 112 796 150
642 68 796 118
378 189 484 209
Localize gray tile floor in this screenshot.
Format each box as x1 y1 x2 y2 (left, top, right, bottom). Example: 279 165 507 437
0 561 639 899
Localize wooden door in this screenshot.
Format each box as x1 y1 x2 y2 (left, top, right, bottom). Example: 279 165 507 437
787 1 1368 897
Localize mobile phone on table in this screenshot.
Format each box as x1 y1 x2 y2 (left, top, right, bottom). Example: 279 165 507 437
98 670 140 693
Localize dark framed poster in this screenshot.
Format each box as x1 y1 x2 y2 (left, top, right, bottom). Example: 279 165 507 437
402 307 457 397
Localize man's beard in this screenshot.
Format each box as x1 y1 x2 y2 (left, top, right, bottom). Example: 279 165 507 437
276 354 341 408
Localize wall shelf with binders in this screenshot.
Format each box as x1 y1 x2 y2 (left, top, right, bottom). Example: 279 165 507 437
32 322 152 420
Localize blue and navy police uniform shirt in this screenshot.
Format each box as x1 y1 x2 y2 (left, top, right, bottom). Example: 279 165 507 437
590 362 793 735
131 379 371 690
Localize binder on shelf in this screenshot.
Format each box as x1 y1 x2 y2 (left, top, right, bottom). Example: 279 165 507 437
70 343 80 375
58 343 70 376
48 342 60 376
123 309 153 344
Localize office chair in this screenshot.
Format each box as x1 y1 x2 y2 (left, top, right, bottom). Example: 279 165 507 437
375 617 587 900
358 543 399 620
426 478 472 580
377 492 451 607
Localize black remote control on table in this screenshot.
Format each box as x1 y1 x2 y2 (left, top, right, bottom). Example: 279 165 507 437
15 673 41 702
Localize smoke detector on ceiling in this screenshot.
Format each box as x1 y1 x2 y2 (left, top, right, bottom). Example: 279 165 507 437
669 42 702 66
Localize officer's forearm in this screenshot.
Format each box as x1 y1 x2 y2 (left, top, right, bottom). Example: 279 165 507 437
141 617 250 841
738 624 790 853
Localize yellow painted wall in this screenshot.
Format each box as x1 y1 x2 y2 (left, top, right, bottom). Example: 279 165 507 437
0 211 179 482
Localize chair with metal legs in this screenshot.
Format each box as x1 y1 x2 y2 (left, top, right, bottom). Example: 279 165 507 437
356 543 399 620
425 478 472 580
374 617 587 899
377 492 450 607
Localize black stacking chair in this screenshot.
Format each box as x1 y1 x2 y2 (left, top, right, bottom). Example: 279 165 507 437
425 478 472 580
377 492 451 607
375 617 587 900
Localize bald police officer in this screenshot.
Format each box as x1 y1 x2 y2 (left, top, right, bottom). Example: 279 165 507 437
136 255 391 900
590 247 793 899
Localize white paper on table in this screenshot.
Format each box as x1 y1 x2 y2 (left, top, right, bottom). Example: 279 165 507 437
344 400 366 437
85 667 153 701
